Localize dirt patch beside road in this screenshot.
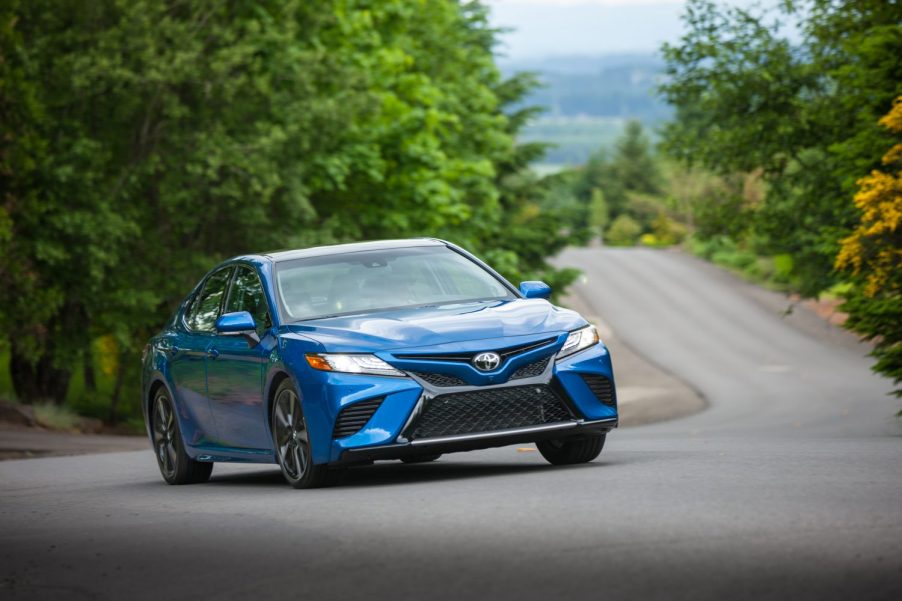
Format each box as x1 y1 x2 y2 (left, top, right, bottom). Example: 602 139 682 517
0 424 146 460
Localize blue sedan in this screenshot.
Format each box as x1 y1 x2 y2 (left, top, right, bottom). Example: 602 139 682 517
142 239 618 488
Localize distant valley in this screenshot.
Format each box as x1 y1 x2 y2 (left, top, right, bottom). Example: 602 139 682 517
499 53 671 167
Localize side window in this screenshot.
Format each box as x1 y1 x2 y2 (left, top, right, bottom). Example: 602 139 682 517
224 266 271 333
185 268 233 332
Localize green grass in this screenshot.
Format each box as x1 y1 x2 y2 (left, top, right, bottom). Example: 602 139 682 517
33 402 81 431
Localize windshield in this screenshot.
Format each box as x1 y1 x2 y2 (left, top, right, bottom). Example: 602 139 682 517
275 246 515 321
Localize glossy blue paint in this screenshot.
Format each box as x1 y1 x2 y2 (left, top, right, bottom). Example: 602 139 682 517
141 239 618 469
554 344 618 420
215 311 256 333
519 280 552 299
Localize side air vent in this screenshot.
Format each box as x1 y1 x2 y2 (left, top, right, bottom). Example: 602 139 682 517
333 398 384 439
580 374 616 407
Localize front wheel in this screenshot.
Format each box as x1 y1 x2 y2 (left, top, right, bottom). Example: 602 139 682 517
537 433 606 465
271 379 333 489
151 389 213 485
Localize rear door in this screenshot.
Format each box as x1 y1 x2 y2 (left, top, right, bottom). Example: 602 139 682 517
205 265 273 451
168 267 233 445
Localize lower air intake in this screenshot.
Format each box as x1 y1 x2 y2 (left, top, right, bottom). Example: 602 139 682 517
409 385 572 440
333 398 384 439
580 374 616 407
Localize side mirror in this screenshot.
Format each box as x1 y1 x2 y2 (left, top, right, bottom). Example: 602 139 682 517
519 281 551 300
215 311 260 346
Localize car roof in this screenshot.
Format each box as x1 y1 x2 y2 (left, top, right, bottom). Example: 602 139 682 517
235 238 449 264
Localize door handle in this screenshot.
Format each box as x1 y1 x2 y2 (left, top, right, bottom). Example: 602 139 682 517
207 348 220 359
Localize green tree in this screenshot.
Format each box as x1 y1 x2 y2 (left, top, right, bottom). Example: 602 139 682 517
836 97 902 397
575 120 661 221
661 0 902 296
0 1 579 412
605 215 642 247
587 188 609 237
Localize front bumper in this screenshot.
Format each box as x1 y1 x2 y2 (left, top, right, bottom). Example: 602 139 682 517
314 342 618 464
334 417 617 464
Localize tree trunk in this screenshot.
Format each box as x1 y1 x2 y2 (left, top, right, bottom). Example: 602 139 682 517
109 350 128 423
9 342 71 405
83 344 96 393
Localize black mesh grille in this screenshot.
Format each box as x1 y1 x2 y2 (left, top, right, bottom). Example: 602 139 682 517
510 357 550 380
409 372 467 387
409 385 572 440
333 398 384 439
581 374 616 407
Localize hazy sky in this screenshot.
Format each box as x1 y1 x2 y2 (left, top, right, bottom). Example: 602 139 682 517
487 0 757 60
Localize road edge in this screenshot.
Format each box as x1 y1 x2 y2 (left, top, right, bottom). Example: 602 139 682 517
561 288 708 427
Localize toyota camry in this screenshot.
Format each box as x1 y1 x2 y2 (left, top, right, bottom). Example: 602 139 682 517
142 239 618 488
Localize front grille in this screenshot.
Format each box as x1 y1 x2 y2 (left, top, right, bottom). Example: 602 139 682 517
410 371 467 387
510 357 550 380
333 398 383 439
581 374 616 407
409 385 572 440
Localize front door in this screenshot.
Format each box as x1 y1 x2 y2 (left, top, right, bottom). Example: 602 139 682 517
205 265 273 451
171 266 234 445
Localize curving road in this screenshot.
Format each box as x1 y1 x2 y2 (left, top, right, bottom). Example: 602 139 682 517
2 248 900 601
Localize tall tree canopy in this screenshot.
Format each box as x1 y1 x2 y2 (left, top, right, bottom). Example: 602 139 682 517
0 0 578 409
661 0 902 296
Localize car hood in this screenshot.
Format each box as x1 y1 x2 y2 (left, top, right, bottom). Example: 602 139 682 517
281 299 586 353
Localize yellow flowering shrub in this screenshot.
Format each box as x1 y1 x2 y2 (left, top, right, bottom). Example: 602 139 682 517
836 97 902 297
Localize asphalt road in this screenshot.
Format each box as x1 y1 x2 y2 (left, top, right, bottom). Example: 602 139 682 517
2 248 900 601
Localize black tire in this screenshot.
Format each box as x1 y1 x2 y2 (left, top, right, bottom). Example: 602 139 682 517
536 433 606 466
151 388 213 485
400 453 442 464
271 378 333 489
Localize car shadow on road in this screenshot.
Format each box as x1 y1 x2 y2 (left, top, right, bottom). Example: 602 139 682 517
203 458 618 489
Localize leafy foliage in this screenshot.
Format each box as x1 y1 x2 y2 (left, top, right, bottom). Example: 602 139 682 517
836 97 902 395
660 0 902 297
0 0 579 412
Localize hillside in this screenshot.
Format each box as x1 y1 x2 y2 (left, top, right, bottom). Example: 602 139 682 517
499 54 671 166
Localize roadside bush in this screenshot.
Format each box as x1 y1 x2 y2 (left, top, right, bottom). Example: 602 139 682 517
605 215 642 246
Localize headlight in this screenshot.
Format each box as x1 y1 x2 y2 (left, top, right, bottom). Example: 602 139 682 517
556 325 599 360
305 353 404 377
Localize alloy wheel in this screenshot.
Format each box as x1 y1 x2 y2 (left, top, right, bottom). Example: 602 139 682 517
273 388 309 480
152 393 178 479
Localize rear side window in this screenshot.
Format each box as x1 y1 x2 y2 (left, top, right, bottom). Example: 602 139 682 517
185 268 233 332
224 266 271 333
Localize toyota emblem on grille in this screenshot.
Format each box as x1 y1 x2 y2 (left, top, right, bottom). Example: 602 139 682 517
472 351 501 371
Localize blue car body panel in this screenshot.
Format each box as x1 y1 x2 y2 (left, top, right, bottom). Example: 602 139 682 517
141 238 618 467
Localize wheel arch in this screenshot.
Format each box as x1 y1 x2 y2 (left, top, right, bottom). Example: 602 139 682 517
265 369 293 429
145 378 168 437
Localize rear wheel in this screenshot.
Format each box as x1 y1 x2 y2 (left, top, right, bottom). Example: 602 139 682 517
537 433 606 465
400 453 442 464
271 379 332 489
151 389 213 485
